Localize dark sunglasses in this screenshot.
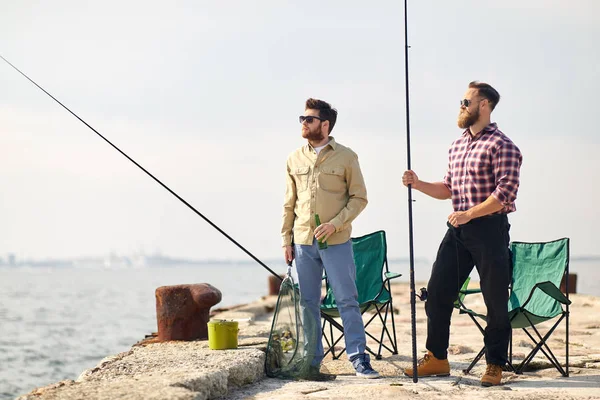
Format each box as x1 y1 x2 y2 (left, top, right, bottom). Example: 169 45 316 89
460 98 485 107
299 115 326 124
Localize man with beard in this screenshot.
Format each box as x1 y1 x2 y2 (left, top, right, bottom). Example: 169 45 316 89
281 98 379 379
402 82 522 387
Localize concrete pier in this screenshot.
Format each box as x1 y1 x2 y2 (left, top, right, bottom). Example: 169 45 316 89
15 283 600 400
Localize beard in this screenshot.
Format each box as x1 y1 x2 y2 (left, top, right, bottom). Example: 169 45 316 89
457 107 480 129
301 124 325 141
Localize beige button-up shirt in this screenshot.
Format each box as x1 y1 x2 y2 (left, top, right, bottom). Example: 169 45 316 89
281 137 368 247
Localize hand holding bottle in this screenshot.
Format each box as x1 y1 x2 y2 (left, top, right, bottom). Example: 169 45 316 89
314 214 334 250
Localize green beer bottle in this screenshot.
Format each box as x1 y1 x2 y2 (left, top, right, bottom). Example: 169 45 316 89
314 213 328 250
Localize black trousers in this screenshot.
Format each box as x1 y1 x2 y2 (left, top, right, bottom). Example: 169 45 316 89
425 214 512 366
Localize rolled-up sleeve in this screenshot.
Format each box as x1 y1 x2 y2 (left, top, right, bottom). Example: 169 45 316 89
443 148 452 192
491 141 523 205
329 154 368 232
281 161 297 247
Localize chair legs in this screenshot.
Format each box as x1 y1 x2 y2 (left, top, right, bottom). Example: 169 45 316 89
462 346 517 374
462 312 486 374
515 313 568 377
463 347 486 374
463 313 569 377
322 318 344 360
461 313 517 374
321 303 398 360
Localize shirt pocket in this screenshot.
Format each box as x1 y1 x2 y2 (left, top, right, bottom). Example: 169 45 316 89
319 166 346 193
292 166 310 192
466 153 491 178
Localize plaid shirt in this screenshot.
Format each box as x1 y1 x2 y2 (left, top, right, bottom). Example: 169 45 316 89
443 123 522 214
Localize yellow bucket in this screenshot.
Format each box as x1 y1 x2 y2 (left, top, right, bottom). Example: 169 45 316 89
207 320 239 350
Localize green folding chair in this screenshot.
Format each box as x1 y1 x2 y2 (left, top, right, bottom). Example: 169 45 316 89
457 238 571 376
454 276 473 308
320 230 401 360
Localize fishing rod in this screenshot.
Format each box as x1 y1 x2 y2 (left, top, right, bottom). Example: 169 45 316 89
1 53 347 332
403 0 419 383
0 53 283 280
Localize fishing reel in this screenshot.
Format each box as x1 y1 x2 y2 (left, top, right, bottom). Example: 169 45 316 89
416 287 428 301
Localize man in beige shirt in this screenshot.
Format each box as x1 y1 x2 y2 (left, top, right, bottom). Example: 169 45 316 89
281 98 378 378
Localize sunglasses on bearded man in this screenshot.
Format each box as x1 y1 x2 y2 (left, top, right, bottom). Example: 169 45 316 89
460 98 487 107
299 115 327 124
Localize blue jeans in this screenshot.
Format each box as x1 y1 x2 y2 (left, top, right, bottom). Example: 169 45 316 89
294 239 366 364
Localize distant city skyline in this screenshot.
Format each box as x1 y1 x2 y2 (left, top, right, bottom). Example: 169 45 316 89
1 249 598 267
0 249 432 266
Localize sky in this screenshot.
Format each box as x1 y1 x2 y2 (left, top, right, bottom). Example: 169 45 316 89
1 0 599 265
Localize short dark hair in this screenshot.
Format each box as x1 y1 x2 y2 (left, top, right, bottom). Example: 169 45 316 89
305 98 338 133
469 81 500 111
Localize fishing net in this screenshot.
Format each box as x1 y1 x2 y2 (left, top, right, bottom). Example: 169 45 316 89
265 264 319 379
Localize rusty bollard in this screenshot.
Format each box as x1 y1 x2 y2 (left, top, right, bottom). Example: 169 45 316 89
560 273 578 294
155 283 222 341
268 274 286 296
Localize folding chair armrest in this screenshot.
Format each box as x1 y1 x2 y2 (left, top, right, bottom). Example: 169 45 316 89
455 296 487 320
384 272 402 281
534 281 572 305
458 306 487 320
364 272 401 303
520 281 571 309
460 288 482 296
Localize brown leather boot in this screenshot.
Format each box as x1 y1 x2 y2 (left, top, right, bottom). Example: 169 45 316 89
481 364 503 387
404 351 450 377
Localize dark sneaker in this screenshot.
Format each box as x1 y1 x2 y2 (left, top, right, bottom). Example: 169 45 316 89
351 354 380 379
304 365 337 381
